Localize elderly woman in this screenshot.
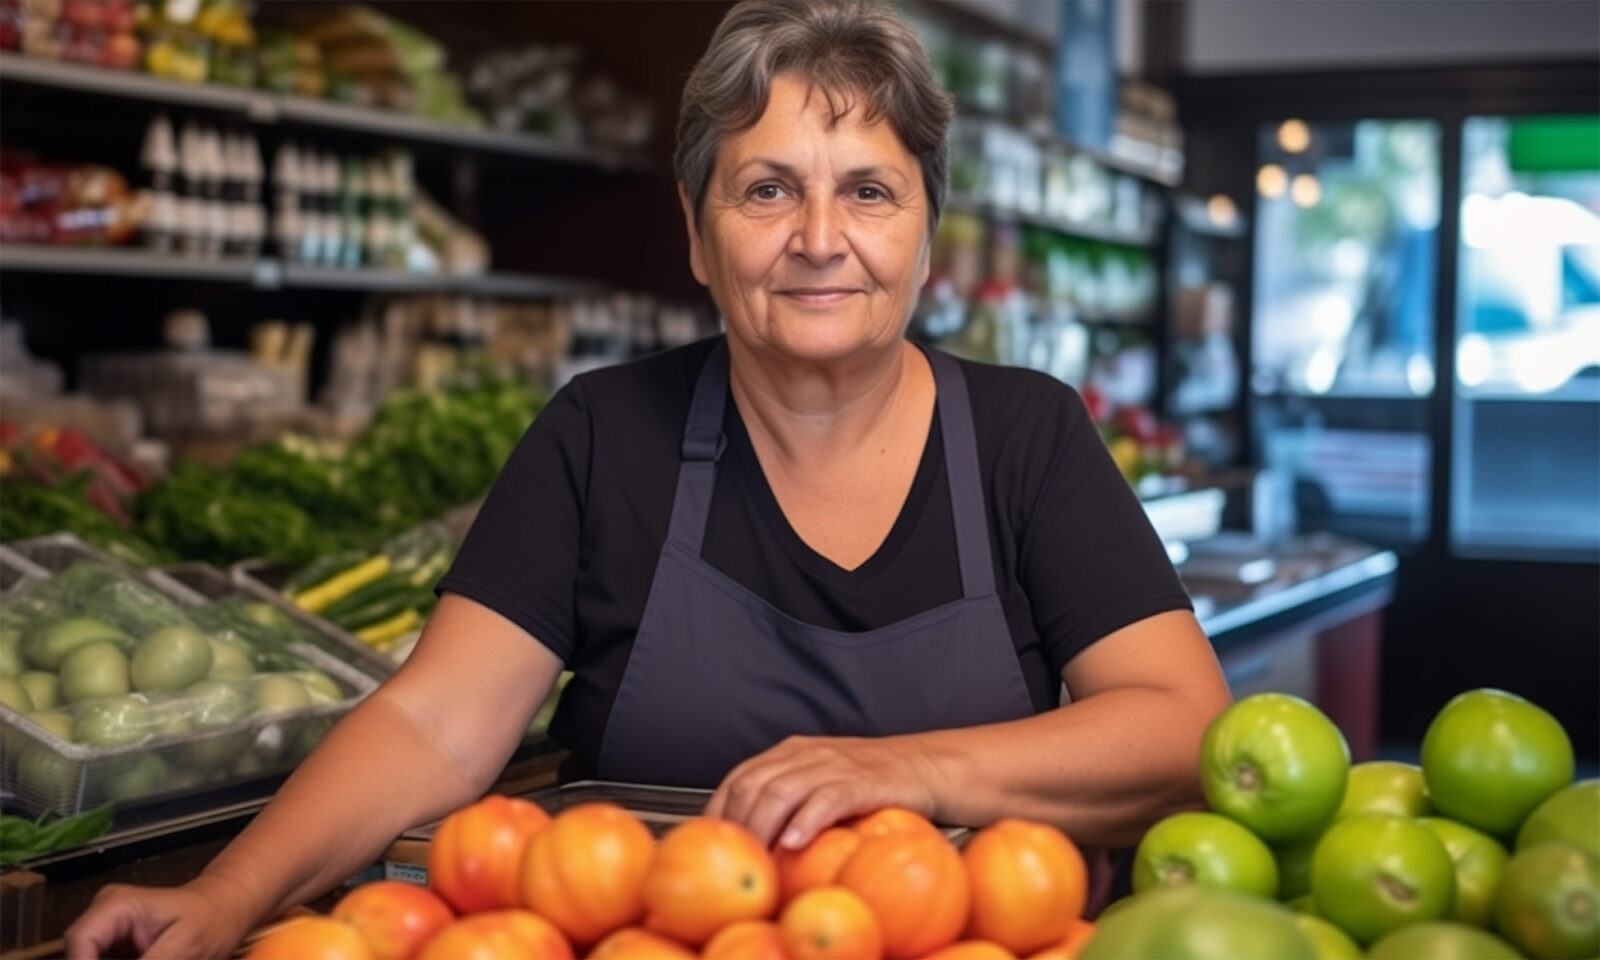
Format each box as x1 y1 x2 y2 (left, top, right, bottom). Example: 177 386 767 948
67 2 1229 956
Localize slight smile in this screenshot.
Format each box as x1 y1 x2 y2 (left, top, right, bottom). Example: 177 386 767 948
776 288 862 306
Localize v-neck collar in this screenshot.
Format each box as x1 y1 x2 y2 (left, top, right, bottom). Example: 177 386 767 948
722 397 944 588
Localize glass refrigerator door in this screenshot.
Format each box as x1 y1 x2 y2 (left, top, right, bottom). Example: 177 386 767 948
1250 119 1442 546
1451 115 1600 560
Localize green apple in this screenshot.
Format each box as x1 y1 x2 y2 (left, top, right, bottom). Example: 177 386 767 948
1422 689 1574 837
1080 885 1316 959
1291 914 1361 959
17 671 59 710
131 625 213 692
1336 761 1432 820
1200 693 1350 844
1366 922 1520 959
1134 811 1279 899
1419 817 1509 928
1516 779 1600 858
58 642 131 703
1494 843 1599 960
1275 834 1320 900
1310 814 1456 945
0 674 35 713
26 617 129 670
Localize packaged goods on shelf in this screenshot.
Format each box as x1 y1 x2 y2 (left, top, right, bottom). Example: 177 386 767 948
467 45 656 149
80 347 306 441
0 539 376 816
0 150 141 246
138 115 266 257
0 0 140 70
291 5 478 126
271 141 416 271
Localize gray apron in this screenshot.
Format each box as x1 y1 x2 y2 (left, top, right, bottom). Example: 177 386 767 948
596 339 1038 787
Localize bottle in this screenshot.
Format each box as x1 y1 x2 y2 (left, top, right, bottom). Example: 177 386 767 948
339 154 365 269
272 141 303 262
237 132 265 258
177 119 206 256
138 113 178 252
364 156 390 270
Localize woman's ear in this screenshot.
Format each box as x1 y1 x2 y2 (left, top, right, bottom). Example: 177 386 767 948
678 182 709 287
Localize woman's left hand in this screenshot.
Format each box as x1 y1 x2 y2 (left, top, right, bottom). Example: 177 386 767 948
704 735 950 850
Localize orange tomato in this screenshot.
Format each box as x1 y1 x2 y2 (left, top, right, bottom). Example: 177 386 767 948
1025 921 1095 960
702 920 787 960
837 833 969 959
331 881 454 960
775 828 863 904
778 886 883 960
246 917 374 960
643 817 779 946
520 802 656 946
414 910 573 960
588 927 697 959
849 808 942 841
923 941 1015 960
428 795 551 914
961 820 1087 956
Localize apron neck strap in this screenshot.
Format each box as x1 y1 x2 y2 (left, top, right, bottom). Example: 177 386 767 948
925 348 997 599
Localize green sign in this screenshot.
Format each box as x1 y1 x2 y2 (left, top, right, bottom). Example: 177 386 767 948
1508 115 1600 173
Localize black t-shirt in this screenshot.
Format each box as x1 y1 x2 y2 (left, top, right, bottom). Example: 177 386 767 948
437 338 1192 777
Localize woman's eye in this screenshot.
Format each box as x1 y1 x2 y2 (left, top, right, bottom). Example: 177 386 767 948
750 184 783 200
856 185 886 201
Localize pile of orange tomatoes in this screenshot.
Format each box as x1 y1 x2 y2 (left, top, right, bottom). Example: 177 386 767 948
246 795 1096 960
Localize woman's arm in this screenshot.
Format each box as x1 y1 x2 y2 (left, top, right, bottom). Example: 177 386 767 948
708 610 1231 850
65 593 563 960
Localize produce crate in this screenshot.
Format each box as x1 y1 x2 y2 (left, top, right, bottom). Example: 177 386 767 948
6 533 206 606
159 562 395 682
0 545 50 593
0 641 375 818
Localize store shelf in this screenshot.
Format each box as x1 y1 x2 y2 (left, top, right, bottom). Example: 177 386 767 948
957 111 1183 189
0 51 267 115
0 245 600 299
946 195 1160 248
0 52 646 171
0 244 261 282
275 94 646 170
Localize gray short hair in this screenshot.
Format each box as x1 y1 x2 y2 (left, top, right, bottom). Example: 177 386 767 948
674 0 952 236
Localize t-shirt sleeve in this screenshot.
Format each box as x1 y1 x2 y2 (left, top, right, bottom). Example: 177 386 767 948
1018 386 1193 675
434 379 591 664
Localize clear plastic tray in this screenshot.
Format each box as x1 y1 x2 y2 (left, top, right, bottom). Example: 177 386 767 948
7 533 207 606
0 640 375 817
161 562 394 681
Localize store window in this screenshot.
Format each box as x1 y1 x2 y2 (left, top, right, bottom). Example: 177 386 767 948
1451 115 1600 560
1251 119 1441 546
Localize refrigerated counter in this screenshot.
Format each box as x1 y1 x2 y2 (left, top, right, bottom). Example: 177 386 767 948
1184 531 1398 763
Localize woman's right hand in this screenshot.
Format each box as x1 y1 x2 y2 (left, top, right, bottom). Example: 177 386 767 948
64 874 256 960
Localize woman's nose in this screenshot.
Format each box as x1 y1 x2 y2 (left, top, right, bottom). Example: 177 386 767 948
789 195 847 265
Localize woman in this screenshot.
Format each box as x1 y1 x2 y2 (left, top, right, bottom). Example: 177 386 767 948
67 2 1230 957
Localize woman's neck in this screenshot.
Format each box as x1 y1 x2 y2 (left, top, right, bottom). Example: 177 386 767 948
726 337 930 466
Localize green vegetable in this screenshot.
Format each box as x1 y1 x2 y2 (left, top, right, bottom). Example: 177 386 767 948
0 804 113 865
319 571 414 623
333 587 435 632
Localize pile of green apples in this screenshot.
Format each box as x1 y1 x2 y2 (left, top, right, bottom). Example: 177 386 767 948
1085 689 1598 959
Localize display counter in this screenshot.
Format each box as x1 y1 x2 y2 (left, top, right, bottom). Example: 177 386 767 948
1 534 1399 957
1184 531 1397 762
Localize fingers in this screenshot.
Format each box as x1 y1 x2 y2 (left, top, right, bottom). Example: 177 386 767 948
777 782 867 851
63 891 138 960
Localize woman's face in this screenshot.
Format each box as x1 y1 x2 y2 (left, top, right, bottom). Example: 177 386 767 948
681 73 932 366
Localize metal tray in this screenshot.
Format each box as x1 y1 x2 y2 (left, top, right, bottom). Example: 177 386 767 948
160 562 394 681
401 780 971 844
0 641 376 818
0 544 50 593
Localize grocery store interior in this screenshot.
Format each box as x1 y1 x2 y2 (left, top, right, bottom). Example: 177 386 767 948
0 0 1596 953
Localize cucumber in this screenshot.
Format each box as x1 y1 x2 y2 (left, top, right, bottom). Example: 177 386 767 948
333 588 435 632
319 572 413 622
